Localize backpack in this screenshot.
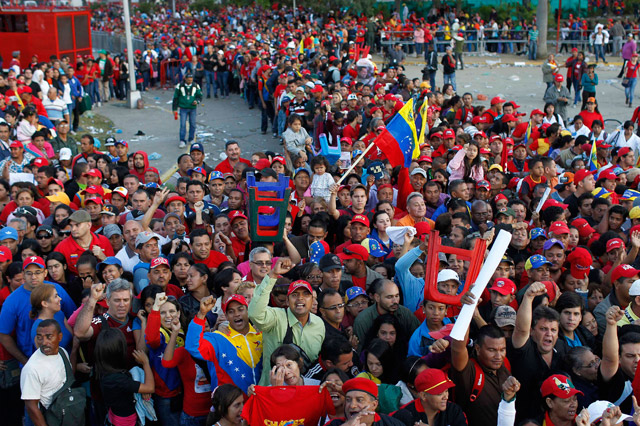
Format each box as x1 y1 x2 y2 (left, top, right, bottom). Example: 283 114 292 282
468 357 511 402
43 350 87 426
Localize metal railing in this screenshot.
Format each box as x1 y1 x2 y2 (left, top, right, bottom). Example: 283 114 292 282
91 30 147 55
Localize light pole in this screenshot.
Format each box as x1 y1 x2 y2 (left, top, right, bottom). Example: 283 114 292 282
123 0 141 108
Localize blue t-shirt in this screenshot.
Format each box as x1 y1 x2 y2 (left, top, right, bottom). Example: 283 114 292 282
30 315 73 352
0 283 75 358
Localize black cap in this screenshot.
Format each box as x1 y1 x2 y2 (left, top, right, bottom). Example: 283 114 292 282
319 254 341 272
101 204 119 216
14 206 38 217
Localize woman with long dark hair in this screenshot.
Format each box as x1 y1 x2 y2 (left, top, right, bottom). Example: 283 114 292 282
205 384 244 426
94 328 154 426
447 139 484 181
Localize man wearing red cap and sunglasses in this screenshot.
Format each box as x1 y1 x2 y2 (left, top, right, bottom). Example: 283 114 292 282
248 258 325 385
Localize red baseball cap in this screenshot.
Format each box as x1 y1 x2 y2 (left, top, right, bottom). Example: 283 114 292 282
567 247 592 279
554 74 564 82
542 199 568 211
530 109 545 117
150 257 170 269
9 141 22 149
23 255 45 269
383 93 396 101
596 141 612 149
489 278 516 296
619 147 633 157
83 185 105 196
339 244 369 261
501 114 517 123
351 214 370 227
33 158 49 168
549 221 570 235
84 197 104 206
222 294 249 313
494 193 508 203
0 245 11 263
490 96 507 105
229 210 248 223
571 218 595 239
606 238 625 252
540 375 583 398
86 168 103 179
414 221 431 237
574 169 595 184
443 129 455 139
612 264 640 283
414 368 455 395
598 169 617 181
287 280 313 296
342 377 378 398
254 158 272 171
164 195 186 207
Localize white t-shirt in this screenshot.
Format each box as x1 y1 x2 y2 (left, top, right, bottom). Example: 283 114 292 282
20 348 68 409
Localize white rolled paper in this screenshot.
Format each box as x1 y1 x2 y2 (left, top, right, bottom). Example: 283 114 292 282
450 229 513 341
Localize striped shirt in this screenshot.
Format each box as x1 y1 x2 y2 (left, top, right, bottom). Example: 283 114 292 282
42 98 68 122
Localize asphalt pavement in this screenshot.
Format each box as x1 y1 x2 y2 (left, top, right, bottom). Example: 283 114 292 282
94 51 635 179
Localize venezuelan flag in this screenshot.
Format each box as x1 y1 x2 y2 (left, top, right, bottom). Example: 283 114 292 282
587 141 598 171
374 99 419 168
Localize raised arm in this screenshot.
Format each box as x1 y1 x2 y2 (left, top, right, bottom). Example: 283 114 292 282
512 282 547 349
248 258 293 331
601 305 624 381
74 283 104 340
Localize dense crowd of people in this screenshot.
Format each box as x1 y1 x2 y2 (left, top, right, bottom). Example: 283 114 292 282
6 3 640 426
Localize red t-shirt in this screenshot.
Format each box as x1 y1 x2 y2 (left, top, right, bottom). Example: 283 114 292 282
512 122 541 141
578 110 604 130
242 386 334 426
343 124 360 140
194 250 228 270
214 158 252 174
161 346 211 417
56 233 115 275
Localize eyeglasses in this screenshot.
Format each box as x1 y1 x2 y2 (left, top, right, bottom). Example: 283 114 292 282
321 303 345 311
347 301 368 308
307 274 322 281
251 261 272 267
36 234 52 240
25 270 45 277
579 358 600 369
59 230 71 236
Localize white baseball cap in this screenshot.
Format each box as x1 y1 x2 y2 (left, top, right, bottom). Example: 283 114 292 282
587 401 632 424
59 147 72 161
437 269 460 284
630 279 640 296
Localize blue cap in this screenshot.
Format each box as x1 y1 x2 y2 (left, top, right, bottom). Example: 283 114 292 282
97 256 122 271
188 166 207 176
309 241 329 265
209 171 224 181
346 286 368 302
294 167 310 177
144 182 159 188
543 238 565 251
281 96 291 104
525 254 553 271
0 227 18 241
361 238 387 257
530 228 547 240
190 143 204 153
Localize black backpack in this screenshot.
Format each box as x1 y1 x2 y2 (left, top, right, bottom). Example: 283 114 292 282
43 350 87 426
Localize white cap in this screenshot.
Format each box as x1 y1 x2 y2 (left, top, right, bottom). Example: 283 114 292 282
59 147 72 161
410 167 427 178
587 401 632 424
347 94 358 101
437 269 460 284
630 279 640 296
305 81 315 89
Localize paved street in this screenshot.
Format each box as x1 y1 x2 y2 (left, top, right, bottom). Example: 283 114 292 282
93 52 636 178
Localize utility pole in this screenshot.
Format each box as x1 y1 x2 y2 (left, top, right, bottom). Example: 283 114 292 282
123 0 141 108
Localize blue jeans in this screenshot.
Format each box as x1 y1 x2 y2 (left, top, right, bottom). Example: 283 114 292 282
180 411 207 426
626 77 638 104
594 44 606 62
415 43 423 56
217 71 229 97
179 107 197 143
528 40 537 60
276 109 287 136
153 395 180 426
205 70 216 97
444 73 456 91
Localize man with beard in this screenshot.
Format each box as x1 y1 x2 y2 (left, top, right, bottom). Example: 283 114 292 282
129 151 149 183
339 244 384 293
353 279 420 351
214 140 252 174
511 282 565 422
